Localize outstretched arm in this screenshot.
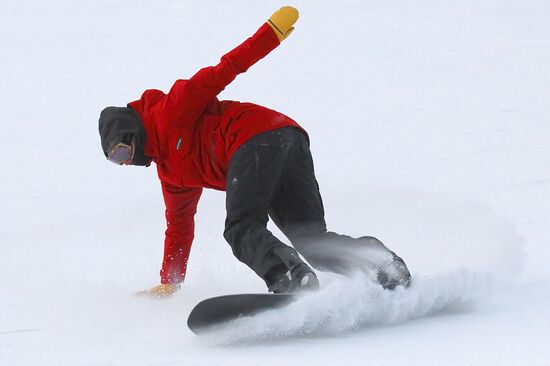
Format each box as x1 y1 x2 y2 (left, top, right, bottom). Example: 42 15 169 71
164 7 299 121
159 183 202 285
138 182 202 298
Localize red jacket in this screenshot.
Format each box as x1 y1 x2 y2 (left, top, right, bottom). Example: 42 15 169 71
128 23 304 284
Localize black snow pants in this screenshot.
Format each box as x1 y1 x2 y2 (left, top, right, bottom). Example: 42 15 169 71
224 127 410 289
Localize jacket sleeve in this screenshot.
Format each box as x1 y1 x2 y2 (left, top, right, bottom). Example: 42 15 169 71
164 22 281 121
159 181 203 284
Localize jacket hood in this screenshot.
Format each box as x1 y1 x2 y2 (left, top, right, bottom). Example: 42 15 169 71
98 106 151 166
127 89 165 116
126 89 166 162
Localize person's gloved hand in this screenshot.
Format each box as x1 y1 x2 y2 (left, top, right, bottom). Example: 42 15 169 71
136 283 181 298
268 6 299 42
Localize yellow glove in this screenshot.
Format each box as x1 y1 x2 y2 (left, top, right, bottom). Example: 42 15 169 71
136 283 181 298
268 6 299 42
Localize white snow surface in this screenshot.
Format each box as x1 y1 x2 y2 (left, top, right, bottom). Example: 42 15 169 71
1 0 549 365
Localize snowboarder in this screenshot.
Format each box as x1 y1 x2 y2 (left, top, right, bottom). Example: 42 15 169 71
98 7 411 298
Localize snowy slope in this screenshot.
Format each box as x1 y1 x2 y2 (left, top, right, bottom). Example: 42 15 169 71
1 0 549 365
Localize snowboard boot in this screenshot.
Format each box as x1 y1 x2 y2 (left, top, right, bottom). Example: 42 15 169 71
265 246 320 293
376 253 411 290
358 236 411 290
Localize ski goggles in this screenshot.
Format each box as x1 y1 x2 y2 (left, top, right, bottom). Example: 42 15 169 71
107 141 133 165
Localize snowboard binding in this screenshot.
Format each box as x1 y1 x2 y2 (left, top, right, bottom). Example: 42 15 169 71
266 246 320 293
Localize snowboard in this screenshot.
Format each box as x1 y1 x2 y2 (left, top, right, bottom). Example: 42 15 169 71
187 293 300 335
